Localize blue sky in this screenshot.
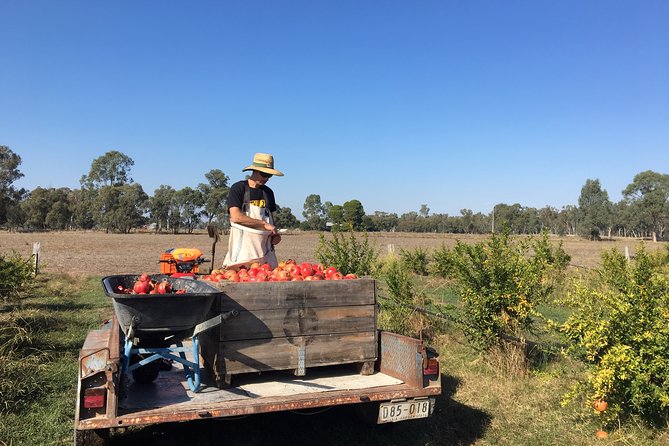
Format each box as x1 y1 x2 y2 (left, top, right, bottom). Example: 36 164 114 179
2 1 667 219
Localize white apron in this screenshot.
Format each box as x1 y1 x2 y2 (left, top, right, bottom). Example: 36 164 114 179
222 197 278 269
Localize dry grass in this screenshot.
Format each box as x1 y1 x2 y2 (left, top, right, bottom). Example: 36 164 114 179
1 230 666 277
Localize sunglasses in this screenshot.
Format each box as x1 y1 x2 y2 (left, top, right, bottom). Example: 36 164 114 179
258 171 273 178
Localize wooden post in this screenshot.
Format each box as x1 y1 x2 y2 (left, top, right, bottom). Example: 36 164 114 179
207 225 220 273
624 246 630 263
387 244 395 255
32 242 41 275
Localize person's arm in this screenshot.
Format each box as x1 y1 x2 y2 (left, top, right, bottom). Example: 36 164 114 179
229 206 276 232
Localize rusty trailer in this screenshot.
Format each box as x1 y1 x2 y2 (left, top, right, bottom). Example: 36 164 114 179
74 279 442 446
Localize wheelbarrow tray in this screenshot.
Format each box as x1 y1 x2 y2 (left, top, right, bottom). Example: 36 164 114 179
102 275 220 343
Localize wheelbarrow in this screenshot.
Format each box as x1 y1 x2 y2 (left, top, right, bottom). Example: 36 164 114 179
102 275 237 392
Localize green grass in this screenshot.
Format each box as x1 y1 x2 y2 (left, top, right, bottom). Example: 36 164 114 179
0 274 110 446
2 273 668 445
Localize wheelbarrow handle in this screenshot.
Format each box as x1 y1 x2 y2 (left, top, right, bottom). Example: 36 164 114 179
192 310 239 337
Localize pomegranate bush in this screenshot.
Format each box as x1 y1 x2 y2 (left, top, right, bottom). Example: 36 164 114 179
0 251 33 302
447 232 570 351
558 246 669 426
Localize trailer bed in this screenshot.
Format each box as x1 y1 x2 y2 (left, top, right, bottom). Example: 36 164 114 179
76 320 441 431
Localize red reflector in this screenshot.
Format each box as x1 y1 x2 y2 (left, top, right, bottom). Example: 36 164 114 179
423 358 439 375
83 387 106 409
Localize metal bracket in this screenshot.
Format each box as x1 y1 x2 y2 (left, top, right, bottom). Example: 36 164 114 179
192 310 239 337
296 346 306 376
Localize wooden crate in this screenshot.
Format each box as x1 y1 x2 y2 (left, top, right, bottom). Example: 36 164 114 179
200 279 378 388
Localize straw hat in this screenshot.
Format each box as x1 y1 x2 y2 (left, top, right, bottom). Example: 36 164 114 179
242 153 284 176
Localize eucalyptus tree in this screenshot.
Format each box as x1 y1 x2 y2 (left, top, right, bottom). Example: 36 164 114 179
623 171 669 241
302 194 326 230
577 179 613 239
0 146 25 226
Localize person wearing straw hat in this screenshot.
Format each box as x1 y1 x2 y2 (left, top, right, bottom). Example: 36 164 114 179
222 153 284 269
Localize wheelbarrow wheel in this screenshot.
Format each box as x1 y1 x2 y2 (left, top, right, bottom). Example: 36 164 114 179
130 355 161 384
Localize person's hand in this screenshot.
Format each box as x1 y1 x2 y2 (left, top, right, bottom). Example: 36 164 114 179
263 222 276 232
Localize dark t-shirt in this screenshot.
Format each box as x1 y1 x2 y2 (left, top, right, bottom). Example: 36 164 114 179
227 180 277 213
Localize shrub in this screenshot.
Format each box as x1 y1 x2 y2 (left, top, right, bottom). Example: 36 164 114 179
430 244 456 278
448 231 570 351
316 229 378 277
0 251 33 302
376 256 449 340
399 247 429 276
558 246 669 426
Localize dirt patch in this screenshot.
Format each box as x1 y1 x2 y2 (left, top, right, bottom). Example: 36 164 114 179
0 230 665 277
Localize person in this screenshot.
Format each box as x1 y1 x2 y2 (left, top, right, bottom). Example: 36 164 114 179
222 153 284 269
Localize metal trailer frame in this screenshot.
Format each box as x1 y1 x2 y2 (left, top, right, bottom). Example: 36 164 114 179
74 315 441 445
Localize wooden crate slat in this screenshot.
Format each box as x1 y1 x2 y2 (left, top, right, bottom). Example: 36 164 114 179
209 278 376 311
219 305 376 341
218 331 377 375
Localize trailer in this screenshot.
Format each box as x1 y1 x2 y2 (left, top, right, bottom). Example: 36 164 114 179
74 277 442 445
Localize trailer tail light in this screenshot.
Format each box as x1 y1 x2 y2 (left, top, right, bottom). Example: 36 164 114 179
423 358 439 376
83 387 106 409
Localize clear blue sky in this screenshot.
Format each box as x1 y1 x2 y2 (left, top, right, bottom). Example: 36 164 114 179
2 1 667 219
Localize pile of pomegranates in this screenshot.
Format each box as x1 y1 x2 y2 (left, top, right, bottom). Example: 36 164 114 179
116 273 186 295
202 259 358 283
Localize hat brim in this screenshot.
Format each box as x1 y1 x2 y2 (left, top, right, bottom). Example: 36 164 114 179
243 165 284 176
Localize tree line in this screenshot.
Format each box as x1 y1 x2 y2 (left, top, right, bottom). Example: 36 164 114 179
1 146 668 240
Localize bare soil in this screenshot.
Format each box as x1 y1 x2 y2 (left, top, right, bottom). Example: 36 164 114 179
0 230 665 277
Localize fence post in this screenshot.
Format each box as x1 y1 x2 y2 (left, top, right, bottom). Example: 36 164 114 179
624 245 630 263
32 242 41 275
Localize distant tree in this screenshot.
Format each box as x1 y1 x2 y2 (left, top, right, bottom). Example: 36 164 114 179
95 184 148 233
558 205 579 236
622 171 669 241
342 199 365 230
84 150 135 188
492 203 524 234
397 211 419 232
45 199 72 230
70 187 97 230
21 187 52 230
150 185 176 232
577 179 613 239
369 211 398 232
198 169 230 226
519 207 541 234
327 204 345 229
419 204 430 218
302 194 326 230
273 205 299 229
174 187 204 234
0 146 25 226
539 206 560 234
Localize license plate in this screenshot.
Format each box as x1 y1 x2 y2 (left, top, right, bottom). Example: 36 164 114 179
377 398 434 424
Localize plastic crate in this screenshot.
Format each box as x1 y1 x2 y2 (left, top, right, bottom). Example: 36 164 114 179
160 251 176 274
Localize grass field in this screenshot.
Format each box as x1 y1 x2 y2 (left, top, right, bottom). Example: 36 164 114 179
1 230 665 276
1 231 668 445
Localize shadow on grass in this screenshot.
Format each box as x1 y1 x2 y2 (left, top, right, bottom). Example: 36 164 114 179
21 301 99 312
108 373 491 446
430 374 492 445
